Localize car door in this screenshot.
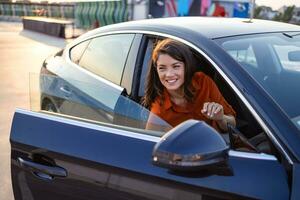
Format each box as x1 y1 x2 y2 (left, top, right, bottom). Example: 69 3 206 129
12 75 290 200
11 107 290 200
11 89 171 200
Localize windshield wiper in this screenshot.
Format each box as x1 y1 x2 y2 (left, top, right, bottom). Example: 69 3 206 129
283 32 300 38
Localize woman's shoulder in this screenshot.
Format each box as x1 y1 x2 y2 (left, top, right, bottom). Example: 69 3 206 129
192 71 214 88
151 96 163 114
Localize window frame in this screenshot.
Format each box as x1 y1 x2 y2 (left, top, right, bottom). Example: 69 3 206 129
136 32 292 163
65 30 292 164
69 33 136 86
69 39 91 64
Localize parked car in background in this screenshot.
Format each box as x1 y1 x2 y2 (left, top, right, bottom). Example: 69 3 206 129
10 17 300 199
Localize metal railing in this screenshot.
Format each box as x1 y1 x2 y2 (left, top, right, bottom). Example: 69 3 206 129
75 1 130 29
0 1 131 29
0 2 74 19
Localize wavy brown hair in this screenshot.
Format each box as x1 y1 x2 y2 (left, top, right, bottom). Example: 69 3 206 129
142 38 197 109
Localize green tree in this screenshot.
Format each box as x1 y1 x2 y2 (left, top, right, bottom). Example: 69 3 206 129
254 6 263 19
273 13 282 21
282 5 295 22
273 6 295 22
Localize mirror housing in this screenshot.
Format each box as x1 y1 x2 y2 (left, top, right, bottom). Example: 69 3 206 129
152 120 229 171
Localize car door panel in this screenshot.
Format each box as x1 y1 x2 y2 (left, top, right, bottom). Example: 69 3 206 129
11 109 290 200
291 163 300 200
11 110 155 200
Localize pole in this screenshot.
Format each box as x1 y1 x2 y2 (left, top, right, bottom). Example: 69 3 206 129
250 0 255 20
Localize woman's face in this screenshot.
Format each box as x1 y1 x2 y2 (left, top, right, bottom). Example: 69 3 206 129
156 54 185 94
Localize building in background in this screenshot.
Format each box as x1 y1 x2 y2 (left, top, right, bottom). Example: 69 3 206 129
255 4 300 25
148 0 251 18
0 0 253 29
291 6 300 23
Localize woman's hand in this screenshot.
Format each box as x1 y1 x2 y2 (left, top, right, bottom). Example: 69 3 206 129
201 102 236 132
201 102 224 121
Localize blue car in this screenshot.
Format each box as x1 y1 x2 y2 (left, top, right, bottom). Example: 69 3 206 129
10 17 300 200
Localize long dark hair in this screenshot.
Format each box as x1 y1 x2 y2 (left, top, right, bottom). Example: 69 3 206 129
142 38 196 109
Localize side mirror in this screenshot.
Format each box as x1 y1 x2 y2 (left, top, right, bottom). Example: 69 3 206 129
288 50 300 62
152 120 229 171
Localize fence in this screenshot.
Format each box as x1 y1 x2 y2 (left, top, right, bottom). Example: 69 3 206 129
0 2 74 19
75 0 130 29
0 1 131 29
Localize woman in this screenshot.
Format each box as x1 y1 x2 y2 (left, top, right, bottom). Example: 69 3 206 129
143 38 236 132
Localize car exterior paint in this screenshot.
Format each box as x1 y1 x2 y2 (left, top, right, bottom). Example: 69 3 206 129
10 17 300 200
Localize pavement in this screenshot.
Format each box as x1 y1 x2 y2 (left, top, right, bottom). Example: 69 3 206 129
0 21 72 200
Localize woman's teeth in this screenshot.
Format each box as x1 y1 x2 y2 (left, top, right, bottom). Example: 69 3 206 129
167 79 176 83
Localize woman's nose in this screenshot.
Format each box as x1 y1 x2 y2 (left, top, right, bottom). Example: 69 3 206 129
165 68 175 76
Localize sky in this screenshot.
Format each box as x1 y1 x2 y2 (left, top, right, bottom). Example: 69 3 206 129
255 0 300 10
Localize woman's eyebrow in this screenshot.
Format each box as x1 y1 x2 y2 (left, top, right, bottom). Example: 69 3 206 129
157 61 182 67
171 61 183 65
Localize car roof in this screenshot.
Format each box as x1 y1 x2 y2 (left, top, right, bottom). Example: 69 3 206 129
82 17 300 40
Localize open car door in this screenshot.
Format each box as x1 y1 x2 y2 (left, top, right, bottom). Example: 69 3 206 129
10 75 291 200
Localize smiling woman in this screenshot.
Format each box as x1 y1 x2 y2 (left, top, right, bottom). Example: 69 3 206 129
143 38 236 132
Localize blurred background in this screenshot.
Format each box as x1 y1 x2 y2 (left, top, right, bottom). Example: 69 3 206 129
0 0 299 200
0 0 299 31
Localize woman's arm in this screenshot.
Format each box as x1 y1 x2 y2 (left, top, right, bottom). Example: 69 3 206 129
215 114 236 132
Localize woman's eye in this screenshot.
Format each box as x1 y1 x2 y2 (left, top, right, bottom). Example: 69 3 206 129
174 65 181 69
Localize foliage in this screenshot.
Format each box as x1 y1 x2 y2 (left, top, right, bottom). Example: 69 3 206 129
273 6 295 22
255 5 296 23
254 6 263 19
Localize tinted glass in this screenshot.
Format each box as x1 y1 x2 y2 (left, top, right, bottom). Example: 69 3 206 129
216 32 300 130
226 45 258 68
33 74 172 136
79 34 135 85
273 44 300 71
70 40 90 64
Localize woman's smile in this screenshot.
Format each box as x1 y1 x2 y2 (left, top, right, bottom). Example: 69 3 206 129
166 78 177 83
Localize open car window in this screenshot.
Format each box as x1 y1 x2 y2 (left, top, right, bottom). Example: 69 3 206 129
30 73 172 137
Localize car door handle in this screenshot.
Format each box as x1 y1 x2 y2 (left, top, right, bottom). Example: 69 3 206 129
17 157 67 179
60 86 72 96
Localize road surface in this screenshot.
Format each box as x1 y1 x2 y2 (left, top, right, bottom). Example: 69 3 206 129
0 21 69 200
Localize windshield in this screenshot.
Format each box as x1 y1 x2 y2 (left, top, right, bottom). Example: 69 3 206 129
215 32 300 129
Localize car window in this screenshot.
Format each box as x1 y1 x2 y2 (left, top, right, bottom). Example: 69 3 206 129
32 73 172 136
146 36 279 154
226 45 258 68
79 34 135 85
216 33 300 130
70 40 90 64
273 44 300 71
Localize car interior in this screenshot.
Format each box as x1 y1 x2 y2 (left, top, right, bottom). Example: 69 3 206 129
222 36 300 119
136 36 277 157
